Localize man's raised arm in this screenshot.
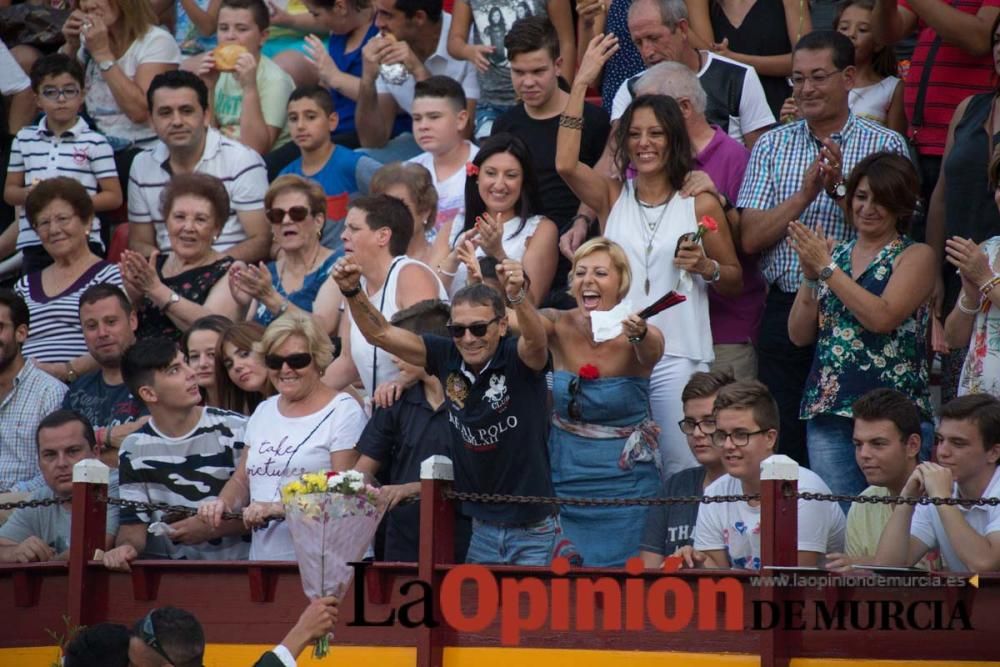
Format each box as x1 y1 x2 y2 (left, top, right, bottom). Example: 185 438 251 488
331 255 428 368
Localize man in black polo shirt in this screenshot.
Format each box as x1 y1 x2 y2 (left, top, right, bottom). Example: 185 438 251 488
333 255 558 565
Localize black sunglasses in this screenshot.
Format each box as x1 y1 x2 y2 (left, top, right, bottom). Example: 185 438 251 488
446 317 500 339
264 352 313 370
139 610 176 665
265 206 314 224
568 377 583 421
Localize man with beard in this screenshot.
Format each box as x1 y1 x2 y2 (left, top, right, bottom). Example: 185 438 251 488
0 289 67 523
63 284 147 467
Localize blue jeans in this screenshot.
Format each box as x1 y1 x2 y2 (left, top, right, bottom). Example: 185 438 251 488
466 514 560 565
474 102 513 139
357 132 421 164
807 414 937 512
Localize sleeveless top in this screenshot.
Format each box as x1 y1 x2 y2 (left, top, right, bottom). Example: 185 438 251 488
447 214 544 296
253 253 338 327
349 256 448 395
137 255 234 341
800 236 932 420
959 236 1000 398
710 0 792 116
849 77 899 127
942 93 1000 312
604 181 713 363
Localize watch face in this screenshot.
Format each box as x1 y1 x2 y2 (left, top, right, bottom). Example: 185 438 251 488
835 183 847 198
819 266 834 280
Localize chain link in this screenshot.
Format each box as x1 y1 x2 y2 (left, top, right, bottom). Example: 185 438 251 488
0 497 67 511
2 490 998 515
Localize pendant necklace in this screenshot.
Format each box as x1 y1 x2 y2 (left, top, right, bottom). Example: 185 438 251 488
635 185 672 294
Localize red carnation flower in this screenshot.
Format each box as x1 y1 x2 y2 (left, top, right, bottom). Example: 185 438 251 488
578 364 600 380
466 162 479 177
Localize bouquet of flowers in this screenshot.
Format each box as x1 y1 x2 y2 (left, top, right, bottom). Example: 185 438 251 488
677 215 720 292
281 470 385 658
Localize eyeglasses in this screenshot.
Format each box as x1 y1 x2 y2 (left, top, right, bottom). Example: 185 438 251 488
265 206 314 224
567 376 583 421
40 86 81 101
446 317 500 339
264 352 313 370
787 69 843 88
33 213 77 230
710 428 769 448
139 610 176 665
678 418 717 435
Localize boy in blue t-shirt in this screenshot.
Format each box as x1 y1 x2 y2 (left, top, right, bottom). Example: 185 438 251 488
279 85 380 252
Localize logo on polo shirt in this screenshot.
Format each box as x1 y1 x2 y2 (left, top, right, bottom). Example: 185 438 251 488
446 373 469 409
484 373 509 412
72 146 90 165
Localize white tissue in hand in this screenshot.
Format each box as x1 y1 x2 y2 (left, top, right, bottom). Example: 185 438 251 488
591 301 632 343
148 522 177 537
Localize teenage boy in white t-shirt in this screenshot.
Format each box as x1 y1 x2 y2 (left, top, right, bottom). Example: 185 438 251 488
876 394 1000 572
406 75 478 243
678 380 846 569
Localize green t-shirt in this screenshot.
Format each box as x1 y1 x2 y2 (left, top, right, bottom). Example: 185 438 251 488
214 54 295 150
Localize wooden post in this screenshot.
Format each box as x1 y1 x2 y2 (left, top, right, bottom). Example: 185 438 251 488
416 455 456 667
759 454 799 667
67 459 109 630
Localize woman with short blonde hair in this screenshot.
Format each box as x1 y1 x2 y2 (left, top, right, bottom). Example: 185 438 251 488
199 313 367 560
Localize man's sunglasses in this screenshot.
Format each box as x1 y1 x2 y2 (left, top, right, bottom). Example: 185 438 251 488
567 376 583 421
446 317 500 339
139 609 176 665
265 206 315 224
264 352 313 370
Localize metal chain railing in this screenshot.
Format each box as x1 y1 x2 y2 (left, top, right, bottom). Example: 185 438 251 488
2 489 998 518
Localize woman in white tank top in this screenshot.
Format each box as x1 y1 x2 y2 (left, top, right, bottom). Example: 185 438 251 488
321 195 448 396
436 133 559 306
556 37 744 478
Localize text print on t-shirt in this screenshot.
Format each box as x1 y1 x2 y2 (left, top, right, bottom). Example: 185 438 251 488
247 437 305 478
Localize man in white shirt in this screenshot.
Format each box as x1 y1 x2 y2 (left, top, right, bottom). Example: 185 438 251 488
678 381 846 569
0 40 35 135
355 0 479 161
127 70 270 263
876 394 1000 572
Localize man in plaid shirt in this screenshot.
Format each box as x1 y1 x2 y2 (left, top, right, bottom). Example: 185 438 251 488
737 31 908 465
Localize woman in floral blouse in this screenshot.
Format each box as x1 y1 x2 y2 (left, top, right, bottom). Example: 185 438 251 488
787 152 935 499
944 149 1000 398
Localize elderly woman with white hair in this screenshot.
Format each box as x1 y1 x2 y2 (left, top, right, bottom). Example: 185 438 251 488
198 313 367 560
634 61 765 380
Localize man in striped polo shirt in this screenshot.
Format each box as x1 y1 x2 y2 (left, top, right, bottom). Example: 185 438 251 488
126 71 270 263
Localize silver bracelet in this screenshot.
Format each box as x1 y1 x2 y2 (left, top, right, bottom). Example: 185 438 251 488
958 294 982 315
437 265 458 278
507 286 528 306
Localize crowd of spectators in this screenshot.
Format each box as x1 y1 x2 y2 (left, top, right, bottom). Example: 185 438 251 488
1 0 1000 597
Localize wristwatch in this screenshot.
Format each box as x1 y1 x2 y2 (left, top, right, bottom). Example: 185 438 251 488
97 59 115 72
827 181 847 200
818 261 838 282
162 291 180 311
706 259 721 284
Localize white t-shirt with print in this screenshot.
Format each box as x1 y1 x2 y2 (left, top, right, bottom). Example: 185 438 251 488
407 141 479 237
911 466 1000 571
80 26 182 144
693 467 846 568
243 392 367 560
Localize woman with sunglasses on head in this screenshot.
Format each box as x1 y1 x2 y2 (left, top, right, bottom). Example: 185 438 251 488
199 313 366 560
435 133 559 307
502 238 665 567
557 35 742 481
215 320 274 415
228 175 343 336
122 173 244 342
183 315 231 408
322 195 448 398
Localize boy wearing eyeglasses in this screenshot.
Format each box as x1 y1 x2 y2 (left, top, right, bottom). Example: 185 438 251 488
678 380 845 569
638 370 732 568
278 85 380 251
2 53 122 273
